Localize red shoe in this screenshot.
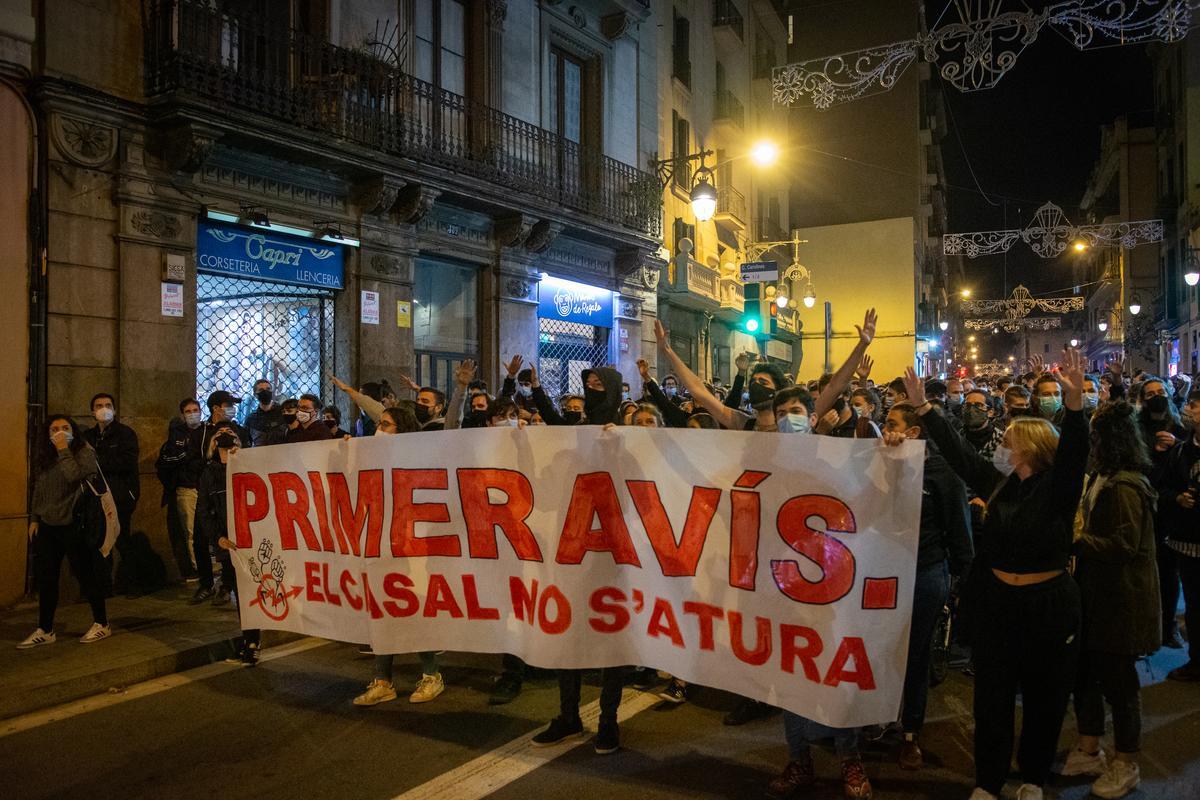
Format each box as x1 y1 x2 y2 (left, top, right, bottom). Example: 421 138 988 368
766 753 815 799
842 759 873 798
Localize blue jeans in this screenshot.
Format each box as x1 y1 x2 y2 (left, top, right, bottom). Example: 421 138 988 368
902 562 950 733
782 711 860 760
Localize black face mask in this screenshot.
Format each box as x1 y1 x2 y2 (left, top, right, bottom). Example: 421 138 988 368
281 412 297 425
415 404 434 423
962 405 989 430
464 410 489 428
323 419 337 430
256 389 273 404
748 380 776 410
562 410 584 425
1144 395 1170 416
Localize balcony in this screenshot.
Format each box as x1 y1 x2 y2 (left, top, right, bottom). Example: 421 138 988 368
713 0 745 43
664 257 721 311
673 46 691 88
718 275 745 320
714 89 745 130
144 0 661 238
715 186 747 231
757 219 787 242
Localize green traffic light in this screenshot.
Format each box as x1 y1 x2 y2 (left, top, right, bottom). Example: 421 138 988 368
745 318 760 333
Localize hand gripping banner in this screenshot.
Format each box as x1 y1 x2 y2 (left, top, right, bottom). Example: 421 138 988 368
228 427 924 728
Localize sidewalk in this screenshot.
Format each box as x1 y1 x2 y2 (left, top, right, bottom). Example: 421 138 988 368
0 584 298 720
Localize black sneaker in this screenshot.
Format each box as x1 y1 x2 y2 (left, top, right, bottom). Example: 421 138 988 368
531 716 584 747
629 667 658 691
657 679 688 704
240 645 258 668
188 587 215 605
594 720 620 755
723 698 772 726
488 674 523 706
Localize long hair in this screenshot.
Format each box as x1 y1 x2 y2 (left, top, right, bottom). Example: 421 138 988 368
382 402 419 434
1136 377 1181 433
1091 401 1153 476
37 415 87 473
1006 417 1060 474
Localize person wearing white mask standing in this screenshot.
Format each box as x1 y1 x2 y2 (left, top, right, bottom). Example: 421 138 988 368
284 394 335 443
82 392 140 596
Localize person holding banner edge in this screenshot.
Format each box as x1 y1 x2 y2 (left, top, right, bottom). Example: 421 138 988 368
903 349 1089 800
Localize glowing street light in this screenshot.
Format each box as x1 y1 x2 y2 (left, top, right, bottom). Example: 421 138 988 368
1073 240 1088 253
1186 268 1200 287
802 284 817 308
690 173 717 221
960 289 972 299
750 140 780 167
1098 321 1109 332
939 320 949 331
1128 294 1142 316
1070 338 1079 348
968 335 976 342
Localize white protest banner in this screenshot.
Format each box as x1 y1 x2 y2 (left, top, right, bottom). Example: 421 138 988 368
227 427 924 728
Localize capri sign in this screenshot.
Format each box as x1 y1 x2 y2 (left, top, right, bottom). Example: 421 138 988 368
197 221 345 290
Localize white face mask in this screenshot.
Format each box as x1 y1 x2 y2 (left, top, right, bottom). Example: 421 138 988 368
222 404 236 419
94 407 114 423
506 416 520 428
184 411 201 429
296 410 313 424
992 444 1016 476
777 413 811 434
374 427 392 437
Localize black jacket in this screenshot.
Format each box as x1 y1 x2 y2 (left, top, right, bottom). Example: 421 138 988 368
195 459 229 543
1155 435 1200 545
155 419 194 499
533 366 624 426
245 404 285 447
185 420 249 486
917 450 974 575
83 420 140 509
643 378 691 428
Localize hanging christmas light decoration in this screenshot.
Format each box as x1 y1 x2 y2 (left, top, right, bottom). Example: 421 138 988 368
961 284 1084 333
774 0 1194 109
943 202 1163 259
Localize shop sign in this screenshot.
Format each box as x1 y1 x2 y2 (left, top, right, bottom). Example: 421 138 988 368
537 275 614 328
197 221 345 289
161 282 184 317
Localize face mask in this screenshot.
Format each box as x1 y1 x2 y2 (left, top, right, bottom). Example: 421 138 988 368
748 380 776 410
52 430 74 444
414 404 433 424
992 444 1016 476
777 413 811 434
373 427 392 437
222 404 237 419
94 408 114 423
562 410 584 425
517 385 532 398
947 396 963 410
256 389 273 404
505 416 520 428
465 410 489 428
1039 396 1062 416
1144 395 1170 416
664 386 677 398
184 411 201 429
296 410 313 424
323 419 337 430
1082 391 1099 409
962 405 989 430
282 412 297 425
622 392 630 402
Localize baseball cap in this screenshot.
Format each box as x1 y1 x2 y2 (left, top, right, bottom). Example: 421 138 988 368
207 390 243 408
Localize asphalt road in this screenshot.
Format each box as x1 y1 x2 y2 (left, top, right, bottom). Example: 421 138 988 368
2 641 1198 800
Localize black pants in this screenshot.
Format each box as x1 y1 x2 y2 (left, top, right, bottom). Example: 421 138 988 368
972 572 1080 795
558 667 626 724
1177 551 1200 664
500 653 526 681
35 520 108 632
1158 533 1181 638
104 503 137 595
1074 650 1142 753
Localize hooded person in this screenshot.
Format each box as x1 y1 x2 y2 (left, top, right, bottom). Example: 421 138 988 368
529 363 624 426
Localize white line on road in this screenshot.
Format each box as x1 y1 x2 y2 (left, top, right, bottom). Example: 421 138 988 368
390 688 662 800
0 636 329 739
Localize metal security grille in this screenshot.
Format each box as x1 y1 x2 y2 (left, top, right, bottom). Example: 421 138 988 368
196 273 335 423
537 318 610 400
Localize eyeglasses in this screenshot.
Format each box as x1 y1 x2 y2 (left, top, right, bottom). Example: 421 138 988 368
964 401 988 410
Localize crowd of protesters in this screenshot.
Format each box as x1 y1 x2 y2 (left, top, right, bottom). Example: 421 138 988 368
17 303 1200 800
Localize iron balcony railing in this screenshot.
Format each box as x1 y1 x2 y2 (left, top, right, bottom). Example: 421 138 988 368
713 0 745 40
145 0 661 237
716 186 746 223
714 89 744 128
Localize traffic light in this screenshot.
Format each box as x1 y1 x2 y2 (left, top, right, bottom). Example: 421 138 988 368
742 283 774 337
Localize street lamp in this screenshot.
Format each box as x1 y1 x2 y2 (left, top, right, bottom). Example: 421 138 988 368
960 289 972 299
1070 338 1079 348
1098 320 1108 332
775 291 789 309
750 140 780 167
939 320 949 331
802 283 816 308
1128 293 1142 316
1073 240 1088 253
689 167 718 221
1185 248 1200 286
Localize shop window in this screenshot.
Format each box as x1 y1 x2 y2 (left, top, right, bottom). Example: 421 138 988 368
413 257 479 398
537 318 610 399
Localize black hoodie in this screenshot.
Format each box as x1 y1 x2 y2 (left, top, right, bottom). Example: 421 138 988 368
533 366 624 426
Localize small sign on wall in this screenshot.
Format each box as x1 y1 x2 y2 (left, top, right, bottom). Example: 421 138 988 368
361 290 380 325
161 282 184 317
396 300 412 329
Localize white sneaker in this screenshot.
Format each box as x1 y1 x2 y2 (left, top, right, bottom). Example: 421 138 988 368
409 672 445 703
967 789 998 800
1060 746 1108 776
17 628 56 649
353 679 397 706
1014 784 1043 800
79 623 111 644
1092 760 1140 799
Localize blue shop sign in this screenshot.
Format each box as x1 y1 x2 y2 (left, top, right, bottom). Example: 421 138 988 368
197 221 345 290
537 275 614 327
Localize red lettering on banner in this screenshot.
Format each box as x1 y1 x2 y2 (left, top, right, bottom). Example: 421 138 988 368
456 469 543 561
390 469 460 557
728 611 772 665
771 495 857 605
363 575 384 619
537 585 571 634
510 577 538 624
730 471 769 590
233 473 269 548
556 473 641 567
462 574 501 620
341 570 362 611
779 624 824 682
823 637 875 690
321 563 342 606
424 574 464 618
626 482 721 576
589 587 630 633
269 472 321 552
307 472 335 552
682 601 725 651
327 470 383 557
304 561 324 602
647 597 685 648
383 573 418 617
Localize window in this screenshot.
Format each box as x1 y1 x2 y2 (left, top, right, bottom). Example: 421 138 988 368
414 0 466 95
413 257 479 398
550 48 584 144
672 111 691 190
673 217 695 254
672 10 690 87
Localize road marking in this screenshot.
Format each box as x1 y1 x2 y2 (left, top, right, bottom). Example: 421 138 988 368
0 636 329 739
391 688 662 800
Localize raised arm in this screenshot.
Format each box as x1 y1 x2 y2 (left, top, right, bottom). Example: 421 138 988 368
444 359 475 431
1050 347 1089 507
725 352 752 409
906 368 1003 498
528 363 567 425
812 308 877 420
654 319 740 430
332 376 384 423
638 359 690 428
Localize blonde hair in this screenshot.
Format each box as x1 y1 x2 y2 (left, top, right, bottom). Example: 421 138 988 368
1004 416 1059 474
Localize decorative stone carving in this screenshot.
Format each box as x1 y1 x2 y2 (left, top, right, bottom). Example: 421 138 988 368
495 213 535 249
620 300 641 319
504 277 535 300
524 220 564 254
355 176 405 217
51 114 117 168
601 12 632 40
567 5 586 28
616 248 663 290
162 124 219 175
130 210 182 239
369 253 402 276
485 0 508 29
394 184 441 225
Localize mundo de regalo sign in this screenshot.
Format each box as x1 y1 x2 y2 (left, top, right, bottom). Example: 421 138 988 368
227 427 925 728
197 221 345 290
537 275 614 327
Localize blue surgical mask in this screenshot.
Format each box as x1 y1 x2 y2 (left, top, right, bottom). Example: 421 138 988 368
664 386 677 398
777 413 811 434
1039 396 1062 416
992 444 1015 476
517 385 532 398
1082 391 1099 409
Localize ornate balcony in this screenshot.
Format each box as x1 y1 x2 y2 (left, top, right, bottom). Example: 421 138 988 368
144 0 661 238
715 186 747 231
714 89 745 129
718 275 745 320
665 257 721 311
713 0 745 42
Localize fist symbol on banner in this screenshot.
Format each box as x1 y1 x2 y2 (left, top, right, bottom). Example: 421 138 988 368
271 557 285 581
258 540 274 564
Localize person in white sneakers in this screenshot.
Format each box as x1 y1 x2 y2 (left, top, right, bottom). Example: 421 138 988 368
19 415 111 649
